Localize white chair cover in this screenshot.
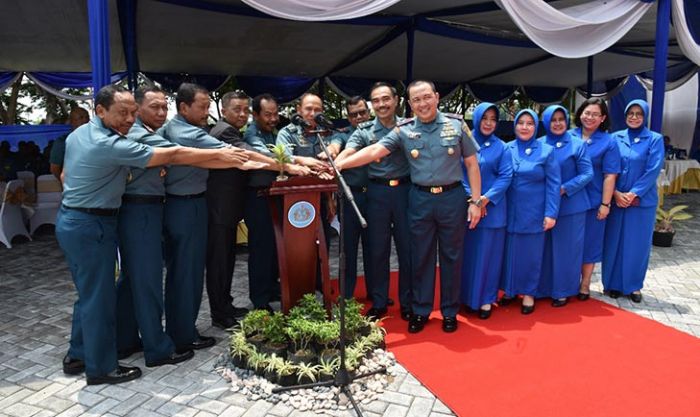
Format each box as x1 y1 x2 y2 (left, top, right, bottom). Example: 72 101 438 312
30 175 62 235
0 180 32 248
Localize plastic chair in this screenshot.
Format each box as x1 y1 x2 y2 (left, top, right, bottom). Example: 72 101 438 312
0 180 32 248
30 175 62 235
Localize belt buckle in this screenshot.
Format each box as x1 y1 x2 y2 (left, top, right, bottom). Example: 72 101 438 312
430 186 443 194
389 179 399 187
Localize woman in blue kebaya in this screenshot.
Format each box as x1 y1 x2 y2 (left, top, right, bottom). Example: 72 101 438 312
460 103 513 319
570 98 620 300
501 110 560 314
603 99 664 303
537 105 593 307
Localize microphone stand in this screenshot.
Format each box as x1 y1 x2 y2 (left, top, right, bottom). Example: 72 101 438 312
272 128 386 417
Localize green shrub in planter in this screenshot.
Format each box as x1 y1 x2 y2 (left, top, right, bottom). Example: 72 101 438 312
314 320 340 350
274 358 297 387
263 355 285 384
295 361 320 384
332 298 367 340
230 330 252 369
261 312 288 358
246 349 268 376
241 309 270 348
317 356 340 382
288 293 327 322
285 318 317 364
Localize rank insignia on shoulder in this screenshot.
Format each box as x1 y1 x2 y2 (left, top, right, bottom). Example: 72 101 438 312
444 113 464 120
461 122 473 138
358 120 373 129
397 118 414 127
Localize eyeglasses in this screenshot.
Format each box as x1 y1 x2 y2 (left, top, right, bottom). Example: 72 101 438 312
516 121 535 128
626 111 644 119
348 109 368 118
582 111 602 118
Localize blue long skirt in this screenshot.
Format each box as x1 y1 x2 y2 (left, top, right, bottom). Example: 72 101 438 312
602 205 655 294
460 227 506 310
583 208 606 264
501 232 544 297
537 212 586 299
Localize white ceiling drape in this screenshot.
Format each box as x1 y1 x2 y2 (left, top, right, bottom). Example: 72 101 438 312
672 0 700 66
240 0 400 21
495 0 654 59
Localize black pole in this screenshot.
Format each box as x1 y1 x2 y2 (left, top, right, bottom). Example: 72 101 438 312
586 56 594 98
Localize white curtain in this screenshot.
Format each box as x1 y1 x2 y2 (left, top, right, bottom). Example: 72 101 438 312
673 0 700 66
240 0 400 21
643 73 699 152
636 69 699 91
25 73 93 102
496 0 653 58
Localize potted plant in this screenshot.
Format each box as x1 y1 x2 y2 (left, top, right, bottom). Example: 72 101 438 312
241 309 270 349
314 320 340 363
333 298 368 341
229 330 252 369
365 323 387 350
653 204 693 247
263 355 285 384
274 358 298 387
246 349 268 376
285 318 317 364
288 293 328 322
267 143 293 181
317 356 340 382
261 312 288 359
295 361 320 385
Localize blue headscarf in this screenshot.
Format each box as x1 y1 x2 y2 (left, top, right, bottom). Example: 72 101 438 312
541 105 570 143
472 102 499 145
514 109 539 141
624 99 649 137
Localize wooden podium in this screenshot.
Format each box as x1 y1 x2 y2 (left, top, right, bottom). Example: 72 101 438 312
265 176 338 313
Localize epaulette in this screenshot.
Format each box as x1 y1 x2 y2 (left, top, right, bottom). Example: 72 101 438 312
397 117 414 127
358 120 373 129
444 113 464 120
286 124 301 134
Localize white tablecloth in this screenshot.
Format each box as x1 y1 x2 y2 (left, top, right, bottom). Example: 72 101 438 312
664 160 700 183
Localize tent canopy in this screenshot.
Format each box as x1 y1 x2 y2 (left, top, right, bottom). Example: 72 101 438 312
0 0 694 88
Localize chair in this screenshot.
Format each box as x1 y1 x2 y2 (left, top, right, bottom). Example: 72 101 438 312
0 180 32 248
30 175 62 235
15 170 36 197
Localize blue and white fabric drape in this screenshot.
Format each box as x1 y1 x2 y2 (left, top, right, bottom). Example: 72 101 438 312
240 0 400 21
495 0 654 58
673 0 700 66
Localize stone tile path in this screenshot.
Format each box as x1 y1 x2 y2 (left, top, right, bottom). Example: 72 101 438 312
1 192 698 416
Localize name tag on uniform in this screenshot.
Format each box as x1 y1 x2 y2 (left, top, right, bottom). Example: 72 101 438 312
408 132 421 139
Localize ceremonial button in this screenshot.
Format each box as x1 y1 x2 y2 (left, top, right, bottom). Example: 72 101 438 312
556 142 562 148
447 148 454 155
411 149 420 159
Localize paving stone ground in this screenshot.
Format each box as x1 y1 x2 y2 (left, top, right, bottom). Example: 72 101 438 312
1 192 698 417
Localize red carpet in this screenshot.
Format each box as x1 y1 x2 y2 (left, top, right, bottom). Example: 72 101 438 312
342 272 700 417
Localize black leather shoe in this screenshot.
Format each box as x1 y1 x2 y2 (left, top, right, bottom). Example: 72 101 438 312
86 365 142 385
176 336 216 353
365 307 388 320
255 304 274 313
442 317 458 333
521 304 535 315
498 296 515 306
386 298 395 306
629 292 642 303
117 345 143 360
400 308 412 321
551 298 568 308
408 315 429 333
212 316 238 330
608 290 622 299
146 350 194 367
478 308 492 320
62 355 85 375
232 306 249 318
577 292 590 301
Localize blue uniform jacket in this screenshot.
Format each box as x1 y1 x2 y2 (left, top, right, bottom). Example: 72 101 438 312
62 117 152 209
346 117 410 179
570 127 621 208
335 126 369 187
462 103 512 228
243 121 278 188
125 118 176 196
159 114 225 195
538 106 592 216
612 126 664 207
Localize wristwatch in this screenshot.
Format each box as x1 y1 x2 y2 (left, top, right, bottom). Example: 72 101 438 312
468 197 483 208
600 202 611 208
